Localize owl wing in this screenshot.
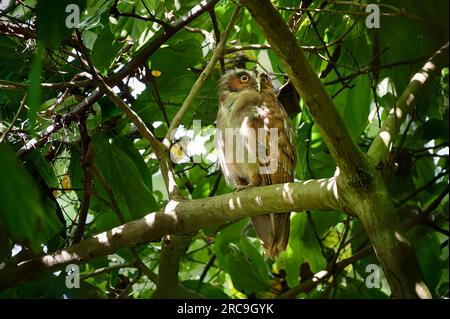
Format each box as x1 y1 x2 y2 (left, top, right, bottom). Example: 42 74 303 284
249 92 296 258
251 93 296 185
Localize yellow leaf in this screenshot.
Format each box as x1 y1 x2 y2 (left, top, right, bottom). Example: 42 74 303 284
151 70 162 77
61 175 72 190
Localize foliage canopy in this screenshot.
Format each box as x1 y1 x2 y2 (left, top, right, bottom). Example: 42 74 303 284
0 0 448 299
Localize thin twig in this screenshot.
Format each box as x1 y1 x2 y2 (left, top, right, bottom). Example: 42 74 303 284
323 57 426 86
130 249 159 284
73 114 94 244
164 5 241 142
209 9 225 72
277 6 425 22
0 79 96 91
115 270 142 299
80 263 134 280
117 11 169 29
145 66 170 127
399 170 448 205
280 245 373 298
0 93 27 143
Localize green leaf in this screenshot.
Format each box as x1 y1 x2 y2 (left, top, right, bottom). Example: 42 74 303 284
0 143 59 251
334 277 389 299
27 150 59 189
332 76 371 139
279 213 326 288
214 219 248 267
36 0 87 47
414 119 449 142
91 25 121 73
87 103 102 131
92 133 158 219
181 280 229 299
226 240 270 294
237 237 270 285
112 137 153 190
295 121 313 180
0 223 10 262
411 228 443 292
152 36 202 80
214 219 271 295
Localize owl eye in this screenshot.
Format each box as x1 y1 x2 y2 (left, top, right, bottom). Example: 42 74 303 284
239 74 250 82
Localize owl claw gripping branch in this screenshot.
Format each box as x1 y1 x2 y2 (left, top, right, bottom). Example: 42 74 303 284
216 69 296 258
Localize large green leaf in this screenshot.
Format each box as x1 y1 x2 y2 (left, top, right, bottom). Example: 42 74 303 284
330 75 371 139
91 25 122 73
413 119 449 143
92 134 158 219
225 240 270 294
279 213 327 288
411 227 443 293
36 0 87 47
214 219 271 294
0 143 59 251
27 150 59 189
214 219 248 268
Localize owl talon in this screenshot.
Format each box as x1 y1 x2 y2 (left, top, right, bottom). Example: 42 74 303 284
234 183 258 193
233 186 245 194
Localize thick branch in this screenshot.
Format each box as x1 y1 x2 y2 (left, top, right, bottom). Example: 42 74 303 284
0 179 341 290
368 42 449 164
152 235 202 299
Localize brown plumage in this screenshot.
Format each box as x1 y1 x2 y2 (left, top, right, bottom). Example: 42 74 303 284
216 69 296 258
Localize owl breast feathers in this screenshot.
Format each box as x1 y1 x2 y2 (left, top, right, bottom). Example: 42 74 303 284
216 68 296 258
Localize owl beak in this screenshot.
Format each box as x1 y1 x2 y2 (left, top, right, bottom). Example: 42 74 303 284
256 77 262 93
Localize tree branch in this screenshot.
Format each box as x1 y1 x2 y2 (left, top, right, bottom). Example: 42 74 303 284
280 246 374 298
0 178 341 290
72 113 94 243
152 235 202 299
0 79 97 91
368 42 449 165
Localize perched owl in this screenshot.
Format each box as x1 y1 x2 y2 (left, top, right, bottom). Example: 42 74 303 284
216 69 296 258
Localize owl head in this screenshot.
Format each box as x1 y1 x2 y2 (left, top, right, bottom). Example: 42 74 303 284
218 68 274 102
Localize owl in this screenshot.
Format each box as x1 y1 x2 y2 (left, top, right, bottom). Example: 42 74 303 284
216 69 296 258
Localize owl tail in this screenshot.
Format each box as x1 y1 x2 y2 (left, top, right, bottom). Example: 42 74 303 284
251 213 290 259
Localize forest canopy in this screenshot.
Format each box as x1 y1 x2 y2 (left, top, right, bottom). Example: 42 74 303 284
0 0 448 299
